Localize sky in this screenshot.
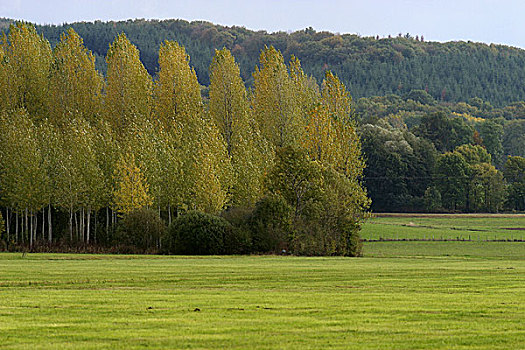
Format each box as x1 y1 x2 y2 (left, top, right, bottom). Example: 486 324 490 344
2 0 524 49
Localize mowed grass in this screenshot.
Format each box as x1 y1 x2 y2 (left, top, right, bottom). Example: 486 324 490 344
1 247 524 349
361 213 525 241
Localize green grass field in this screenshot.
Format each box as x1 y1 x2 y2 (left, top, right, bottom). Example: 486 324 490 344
361 214 525 241
1 241 524 349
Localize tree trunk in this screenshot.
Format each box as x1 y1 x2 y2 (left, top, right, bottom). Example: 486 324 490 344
86 207 91 243
48 204 52 243
15 211 19 243
74 211 78 241
93 208 97 244
6 208 9 243
80 207 84 242
106 207 109 237
168 203 172 226
34 213 37 245
42 209 45 242
29 209 33 248
69 206 73 241
24 208 28 245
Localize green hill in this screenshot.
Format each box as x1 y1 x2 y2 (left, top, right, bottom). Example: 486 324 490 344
2 17 525 106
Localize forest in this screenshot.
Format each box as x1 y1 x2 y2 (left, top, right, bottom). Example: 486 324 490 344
0 21 524 255
0 23 368 255
1 17 525 106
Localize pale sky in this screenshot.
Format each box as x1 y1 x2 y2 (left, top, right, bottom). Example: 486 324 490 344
1 0 524 49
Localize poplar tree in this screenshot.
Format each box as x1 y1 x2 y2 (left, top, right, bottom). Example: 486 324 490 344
155 41 232 214
49 28 103 126
5 23 52 120
113 153 153 215
0 109 48 245
0 34 17 112
209 48 267 206
106 33 152 136
252 46 302 148
321 71 364 180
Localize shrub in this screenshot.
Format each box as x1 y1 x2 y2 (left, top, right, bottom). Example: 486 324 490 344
221 207 252 254
248 194 293 253
115 208 166 252
167 211 232 255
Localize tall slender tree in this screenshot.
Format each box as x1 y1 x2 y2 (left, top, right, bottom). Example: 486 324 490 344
155 41 232 214
252 46 303 148
49 28 104 126
5 23 52 120
105 33 152 136
209 48 267 206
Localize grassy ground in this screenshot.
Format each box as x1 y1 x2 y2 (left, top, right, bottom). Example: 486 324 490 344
361 214 525 241
1 246 524 349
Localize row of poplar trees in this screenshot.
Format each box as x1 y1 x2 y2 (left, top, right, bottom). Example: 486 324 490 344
0 23 369 248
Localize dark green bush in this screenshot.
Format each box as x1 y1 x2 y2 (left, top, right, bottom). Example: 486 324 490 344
167 211 232 255
115 208 166 252
221 207 252 254
248 194 293 253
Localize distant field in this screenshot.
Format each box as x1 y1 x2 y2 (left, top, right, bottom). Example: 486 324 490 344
361 213 525 241
364 241 525 259
1 250 524 349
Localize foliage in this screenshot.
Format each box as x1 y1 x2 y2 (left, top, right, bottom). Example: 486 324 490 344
434 145 506 212
0 211 4 243
248 194 293 253
265 147 367 256
252 46 302 148
167 210 232 255
412 112 474 152
112 153 153 215
10 18 525 106
504 156 525 211
105 33 152 136
209 48 267 206
220 207 253 254
360 121 437 212
115 207 166 252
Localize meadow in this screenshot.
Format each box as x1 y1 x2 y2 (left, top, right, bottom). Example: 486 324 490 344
360 213 525 241
1 235 524 349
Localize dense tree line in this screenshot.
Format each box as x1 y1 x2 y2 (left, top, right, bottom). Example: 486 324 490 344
2 18 525 106
356 93 525 212
0 24 369 255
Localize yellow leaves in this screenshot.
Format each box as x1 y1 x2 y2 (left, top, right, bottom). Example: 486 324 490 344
155 40 202 130
106 33 152 136
50 27 103 127
6 23 52 119
252 46 303 148
112 152 153 215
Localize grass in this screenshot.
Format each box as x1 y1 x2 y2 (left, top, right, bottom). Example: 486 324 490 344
1 246 524 349
361 214 525 241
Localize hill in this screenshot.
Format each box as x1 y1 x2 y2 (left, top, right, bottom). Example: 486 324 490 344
2 17 525 107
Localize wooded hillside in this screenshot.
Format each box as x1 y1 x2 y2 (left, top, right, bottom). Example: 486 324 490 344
2 18 525 106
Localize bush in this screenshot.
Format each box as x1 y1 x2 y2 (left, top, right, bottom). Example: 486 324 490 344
221 207 252 254
167 211 232 255
248 194 293 253
115 208 166 252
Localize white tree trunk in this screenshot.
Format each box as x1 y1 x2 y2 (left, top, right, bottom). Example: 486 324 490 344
48 204 52 243
86 207 91 243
